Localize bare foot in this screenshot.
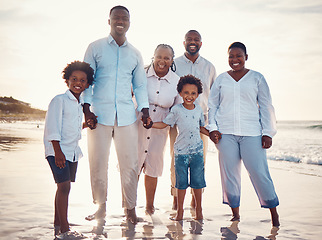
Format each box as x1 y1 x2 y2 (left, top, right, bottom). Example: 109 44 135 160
172 196 177 210
230 215 240 222
172 209 184 221
194 207 203 220
126 208 138 225
145 205 155 215
85 205 106 221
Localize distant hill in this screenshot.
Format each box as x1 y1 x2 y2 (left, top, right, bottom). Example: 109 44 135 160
0 96 46 121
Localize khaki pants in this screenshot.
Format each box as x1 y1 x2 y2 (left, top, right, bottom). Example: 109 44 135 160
87 122 138 209
169 126 208 197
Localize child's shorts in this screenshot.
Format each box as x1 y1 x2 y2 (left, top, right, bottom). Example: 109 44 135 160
175 151 206 190
47 156 78 183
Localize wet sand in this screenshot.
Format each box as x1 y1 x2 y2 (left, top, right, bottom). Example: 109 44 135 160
0 121 322 239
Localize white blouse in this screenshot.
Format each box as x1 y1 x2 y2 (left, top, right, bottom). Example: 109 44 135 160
208 70 277 137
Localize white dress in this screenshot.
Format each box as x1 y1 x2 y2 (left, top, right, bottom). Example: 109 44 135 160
138 66 181 177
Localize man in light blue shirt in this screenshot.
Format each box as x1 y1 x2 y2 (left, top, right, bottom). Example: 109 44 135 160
82 5 150 224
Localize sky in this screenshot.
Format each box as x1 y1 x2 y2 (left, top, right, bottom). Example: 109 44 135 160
0 0 322 121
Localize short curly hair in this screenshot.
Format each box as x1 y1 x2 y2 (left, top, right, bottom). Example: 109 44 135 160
177 74 203 94
62 61 94 85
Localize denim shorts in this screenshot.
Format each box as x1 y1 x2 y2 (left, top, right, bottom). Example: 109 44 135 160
175 151 206 190
47 156 78 183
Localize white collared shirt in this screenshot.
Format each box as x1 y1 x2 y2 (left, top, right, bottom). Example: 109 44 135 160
174 54 217 121
43 90 83 162
208 70 277 137
83 35 149 127
146 66 181 110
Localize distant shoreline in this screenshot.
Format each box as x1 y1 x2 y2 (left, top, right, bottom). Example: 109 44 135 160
0 113 45 122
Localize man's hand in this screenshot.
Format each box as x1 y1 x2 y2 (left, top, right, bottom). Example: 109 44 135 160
141 108 152 129
83 103 97 130
262 135 272 149
209 130 222 144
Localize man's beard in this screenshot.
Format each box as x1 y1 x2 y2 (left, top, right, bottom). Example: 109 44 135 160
186 45 200 55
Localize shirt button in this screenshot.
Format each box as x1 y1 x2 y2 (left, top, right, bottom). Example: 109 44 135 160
145 150 148 153
156 91 159 94
153 109 156 112
147 137 150 139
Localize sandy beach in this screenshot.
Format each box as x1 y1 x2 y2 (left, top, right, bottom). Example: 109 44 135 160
0 121 322 240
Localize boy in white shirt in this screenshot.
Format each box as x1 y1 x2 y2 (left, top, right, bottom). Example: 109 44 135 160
44 61 94 238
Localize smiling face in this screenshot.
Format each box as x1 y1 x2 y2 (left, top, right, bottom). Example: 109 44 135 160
179 83 199 109
108 8 130 38
228 47 248 72
153 46 173 78
66 70 89 100
184 31 202 56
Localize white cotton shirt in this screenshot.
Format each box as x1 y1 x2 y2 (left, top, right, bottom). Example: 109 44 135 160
138 66 181 177
163 104 205 155
208 70 277 137
44 90 84 162
174 54 217 121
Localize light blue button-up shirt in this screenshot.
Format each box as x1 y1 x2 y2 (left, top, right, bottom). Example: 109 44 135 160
83 35 149 126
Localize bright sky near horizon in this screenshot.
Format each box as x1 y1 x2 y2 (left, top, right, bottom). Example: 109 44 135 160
0 0 321 120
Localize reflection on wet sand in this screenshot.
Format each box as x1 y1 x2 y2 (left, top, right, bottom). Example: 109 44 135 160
221 220 240 240
220 220 279 240
0 134 29 151
254 226 279 240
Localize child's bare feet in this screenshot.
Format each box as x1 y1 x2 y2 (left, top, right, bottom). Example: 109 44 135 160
230 215 240 222
194 207 203 220
171 209 184 221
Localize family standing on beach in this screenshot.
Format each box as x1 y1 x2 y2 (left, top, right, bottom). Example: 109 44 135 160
43 5 280 239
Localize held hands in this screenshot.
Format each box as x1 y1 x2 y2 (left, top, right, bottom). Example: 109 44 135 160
142 116 153 129
83 103 97 130
209 130 222 144
141 108 153 129
83 116 98 129
262 135 272 149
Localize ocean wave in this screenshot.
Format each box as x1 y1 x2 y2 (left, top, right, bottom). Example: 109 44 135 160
308 124 322 130
268 155 322 165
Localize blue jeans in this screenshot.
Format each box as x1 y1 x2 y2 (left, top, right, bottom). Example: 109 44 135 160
175 152 206 190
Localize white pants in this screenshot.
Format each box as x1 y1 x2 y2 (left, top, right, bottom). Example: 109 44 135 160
216 134 279 209
169 126 208 196
87 123 138 210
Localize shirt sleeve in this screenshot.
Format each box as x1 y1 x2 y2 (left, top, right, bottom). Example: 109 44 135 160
132 53 149 112
82 43 96 105
44 96 63 142
163 108 178 127
257 75 277 137
207 78 220 132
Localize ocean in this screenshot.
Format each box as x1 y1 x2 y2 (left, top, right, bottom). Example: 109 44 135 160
208 120 322 177
1 120 322 239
